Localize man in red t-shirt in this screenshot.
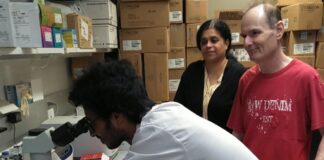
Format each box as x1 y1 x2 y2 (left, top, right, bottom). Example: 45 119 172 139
227 3 324 160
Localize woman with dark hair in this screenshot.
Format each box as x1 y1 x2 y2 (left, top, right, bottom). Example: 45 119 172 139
174 19 246 132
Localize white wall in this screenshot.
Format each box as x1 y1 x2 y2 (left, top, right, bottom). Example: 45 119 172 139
0 55 75 151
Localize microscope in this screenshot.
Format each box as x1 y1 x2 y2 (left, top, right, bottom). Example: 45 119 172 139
22 117 89 160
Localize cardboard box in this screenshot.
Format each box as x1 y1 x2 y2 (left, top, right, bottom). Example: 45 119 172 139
282 32 289 54
169 92 176 101
230 46 255 68
317 69 324 80
281 2 323 31
185 0 208 24
41 26 53 48
120 1 170 28
169 69 185 101
144 53 169 102
120 0 169 1
186 23 200 47
119 53 143 78
120 27 170 53
317 27 324 42
170 0 183 23
287 31 316 55
316 42 324 68
71 53 105 80
231 46 250 62
216 10 243 19
169 47 186 69
291 55 315 67
239 61 255 68
275 0 321 7
80 0 117 26
170 24 186 48
93 24 118 48
52 27 63 48
62 29 78 48
66 13 93 49
186 47 202 66
216 10 244 45
226 20 243 45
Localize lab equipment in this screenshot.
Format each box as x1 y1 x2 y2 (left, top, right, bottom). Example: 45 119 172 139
22 117 89 160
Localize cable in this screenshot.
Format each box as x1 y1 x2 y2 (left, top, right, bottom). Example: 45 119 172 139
13 124 16 144
0 127 7 133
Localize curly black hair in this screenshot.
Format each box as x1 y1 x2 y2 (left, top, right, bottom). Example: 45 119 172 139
69 60 155 124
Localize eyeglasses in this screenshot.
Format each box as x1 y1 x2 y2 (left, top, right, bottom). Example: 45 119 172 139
201 36 220 46
86 117 99 132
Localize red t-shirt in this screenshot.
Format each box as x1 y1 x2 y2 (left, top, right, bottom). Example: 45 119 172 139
227 59 324 160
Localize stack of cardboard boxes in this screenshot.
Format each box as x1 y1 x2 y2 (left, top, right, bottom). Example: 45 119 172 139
281 1 323 66
168 0 186 100
119 0 209 102
316 4 324 79
268 0 324 79
79 0 118 49
185 0 208 66
119 0 171 102
216 10 255 68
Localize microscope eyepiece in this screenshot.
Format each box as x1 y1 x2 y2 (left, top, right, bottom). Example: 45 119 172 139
50 117 89 146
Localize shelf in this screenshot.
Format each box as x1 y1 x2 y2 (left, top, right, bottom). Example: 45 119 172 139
0 47 112 57
65 48 111 54
0 48 65 55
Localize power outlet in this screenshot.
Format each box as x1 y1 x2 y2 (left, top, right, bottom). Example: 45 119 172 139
47 108 55 119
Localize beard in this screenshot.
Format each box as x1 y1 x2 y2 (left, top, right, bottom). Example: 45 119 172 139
103 120 126 149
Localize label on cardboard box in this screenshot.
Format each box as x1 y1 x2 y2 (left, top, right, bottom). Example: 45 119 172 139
80 19 89 41
123 40 142 51
45 32 52 42
54 13 62 23
169 79 180 92
320 26 324 32
168 58 185 69
231 33 240 43
293 43 314 54
169 11 183 22
283 18 288 30
231 48 250 61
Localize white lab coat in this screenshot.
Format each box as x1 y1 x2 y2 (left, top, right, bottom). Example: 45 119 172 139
123 102 258 160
